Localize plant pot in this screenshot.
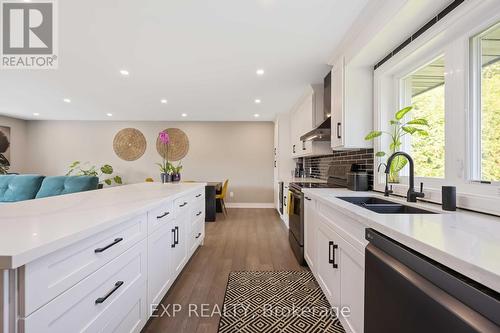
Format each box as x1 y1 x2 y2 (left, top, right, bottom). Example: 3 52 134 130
161 173 172 183
172 173 181 182
388 172 400 184
97 183 104 189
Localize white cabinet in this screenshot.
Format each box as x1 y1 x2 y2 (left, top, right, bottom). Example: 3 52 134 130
304 196 366 333
303 196 317 274
315 216 341 309
330 56 372 150
147 222 174 312
335 233 364 333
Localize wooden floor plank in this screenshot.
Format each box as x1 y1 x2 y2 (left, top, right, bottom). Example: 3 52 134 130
142 208 305 333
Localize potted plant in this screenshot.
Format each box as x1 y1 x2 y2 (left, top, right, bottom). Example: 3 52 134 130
157 130 172 183
364 106 429 183
171 162 183 182
66 161 123 188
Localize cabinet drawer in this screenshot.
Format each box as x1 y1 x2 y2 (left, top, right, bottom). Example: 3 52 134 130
174 194 191 213
189 217 204 256
192 189 204 202
21 239 148 333
148 201 174 234
19 214 147 316
191 200 204 222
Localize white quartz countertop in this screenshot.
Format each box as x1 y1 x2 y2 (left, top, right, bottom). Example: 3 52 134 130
302 188 500 293
0 182 206 269
280 177 326 184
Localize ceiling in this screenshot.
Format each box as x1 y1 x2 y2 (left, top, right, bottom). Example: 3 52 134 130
0 0 369 121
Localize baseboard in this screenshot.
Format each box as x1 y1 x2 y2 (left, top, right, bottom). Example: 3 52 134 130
225 202 275 209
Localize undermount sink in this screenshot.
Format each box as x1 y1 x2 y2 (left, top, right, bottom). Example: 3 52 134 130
337 196 437 215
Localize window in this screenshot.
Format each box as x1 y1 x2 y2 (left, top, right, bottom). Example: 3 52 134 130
402 57 446 178
472 22 500 182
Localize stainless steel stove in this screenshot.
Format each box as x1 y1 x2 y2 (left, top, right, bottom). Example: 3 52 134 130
288 164 351 266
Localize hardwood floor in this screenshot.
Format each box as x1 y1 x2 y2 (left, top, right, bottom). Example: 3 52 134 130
142 208 305 333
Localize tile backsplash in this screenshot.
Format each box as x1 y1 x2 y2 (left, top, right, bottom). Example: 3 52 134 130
304 148 374 185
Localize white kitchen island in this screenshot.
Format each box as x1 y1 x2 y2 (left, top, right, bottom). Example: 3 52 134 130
0 182 206 333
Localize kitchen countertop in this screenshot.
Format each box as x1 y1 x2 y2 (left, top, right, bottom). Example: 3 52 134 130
279 176 327 184
302 188 500 293
0 182 206 269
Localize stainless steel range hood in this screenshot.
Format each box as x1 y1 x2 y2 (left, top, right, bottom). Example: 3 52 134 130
300 117 331 142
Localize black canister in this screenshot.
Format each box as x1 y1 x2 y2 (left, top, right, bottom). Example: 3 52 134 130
442 186 456 211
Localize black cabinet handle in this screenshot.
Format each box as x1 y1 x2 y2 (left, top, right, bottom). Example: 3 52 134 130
196 194 202 198
95 238 123 253
337 122 342 139
196 211 202 216
332 243 338 269
328 241 334 264
179 202 188 207
171 228 176 248
156 211 170 219
302 141 306 151
174 226 179 245
195 232 202 239
305 197 312 201
293 145 296 154
95 281 124 304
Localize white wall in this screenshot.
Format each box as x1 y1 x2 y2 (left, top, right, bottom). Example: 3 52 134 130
0 116 29 173
25 121 274 204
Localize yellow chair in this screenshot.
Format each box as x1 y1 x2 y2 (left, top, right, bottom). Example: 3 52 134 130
216 179 229 216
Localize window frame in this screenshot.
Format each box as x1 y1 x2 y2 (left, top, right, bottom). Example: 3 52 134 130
398 55 446 180
469 23 500 185
373 0 500 215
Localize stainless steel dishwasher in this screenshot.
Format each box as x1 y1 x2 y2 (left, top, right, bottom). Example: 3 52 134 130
365 228 500 333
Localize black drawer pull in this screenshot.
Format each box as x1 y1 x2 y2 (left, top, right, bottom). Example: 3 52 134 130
305 197 312 201
174 226 179 245
179 202 188 207
337 122 342 139
95 238 123 253
171 228 176 248
157 212 170 219
95 281 124 304
196 194 202 198
332 243 338 269
195 232 202 239
196 211 202 216
328 241 334 264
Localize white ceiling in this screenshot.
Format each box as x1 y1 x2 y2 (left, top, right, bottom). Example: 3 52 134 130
0 0 369 121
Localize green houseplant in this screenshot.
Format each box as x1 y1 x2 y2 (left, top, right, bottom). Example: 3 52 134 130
66 161 123 187
171 162 183 182
365 106 429 182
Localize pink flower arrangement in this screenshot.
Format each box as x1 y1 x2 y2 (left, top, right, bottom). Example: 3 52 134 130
159 131 170 145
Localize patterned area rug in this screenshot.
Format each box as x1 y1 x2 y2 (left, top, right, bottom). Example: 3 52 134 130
218 271 345 333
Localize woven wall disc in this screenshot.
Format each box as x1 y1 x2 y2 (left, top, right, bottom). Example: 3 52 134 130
156 128 189 161
113 128 147 161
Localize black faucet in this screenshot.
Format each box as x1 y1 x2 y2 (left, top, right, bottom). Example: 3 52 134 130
377 163 393 197
385 151 425 202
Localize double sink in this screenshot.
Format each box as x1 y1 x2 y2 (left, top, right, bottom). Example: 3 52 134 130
337 196 437 214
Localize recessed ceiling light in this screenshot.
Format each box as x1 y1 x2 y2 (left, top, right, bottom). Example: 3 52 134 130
256 69 265 76
254 99 261 104
254 113 260 118
33 112 40 116
106 113 113 117
119 69 129 76
161 99 168 104
63 98 71 103
181 113 187 117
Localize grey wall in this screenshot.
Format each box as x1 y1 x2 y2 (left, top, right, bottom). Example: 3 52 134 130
0 116 29 173
24 121 274 204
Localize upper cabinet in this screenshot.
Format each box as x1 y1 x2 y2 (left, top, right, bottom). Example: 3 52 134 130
290 85 331 158
330 57 372 150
